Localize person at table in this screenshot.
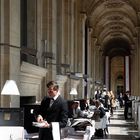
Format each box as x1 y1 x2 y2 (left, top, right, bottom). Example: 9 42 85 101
92 100 106 120
35 81 68 140
88 99 96 111
80 99 90 111
68 101 85 118
92 100 106 137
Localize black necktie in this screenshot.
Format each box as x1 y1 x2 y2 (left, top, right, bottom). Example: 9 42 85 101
50 98 54 107
51 98 54 101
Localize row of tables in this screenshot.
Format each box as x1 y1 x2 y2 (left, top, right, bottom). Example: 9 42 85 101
61 110 110 140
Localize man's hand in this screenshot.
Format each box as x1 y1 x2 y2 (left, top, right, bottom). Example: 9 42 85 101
36 115 51 128
43 121 51 128
37 115 43 122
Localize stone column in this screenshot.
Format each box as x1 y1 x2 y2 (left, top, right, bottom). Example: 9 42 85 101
105 56 109 91
80 13 87 98
42 0 57 81
69 0 75 71
50 0 57 80
125 56 130 92
73 0 79 71
130 45 136 96
36 0 43 67
26 0 37 52
86 27 93 98
0 0 10 107
9 0 21 108
99 48 104 85
92 38 97 94
56 75 68 98
39 0 50 68
136 27 140 97
95 45 101 81
133 36 139 96
0 0 21 107
136 15 140 97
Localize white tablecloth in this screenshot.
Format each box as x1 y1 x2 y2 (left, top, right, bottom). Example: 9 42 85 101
0 126 24 140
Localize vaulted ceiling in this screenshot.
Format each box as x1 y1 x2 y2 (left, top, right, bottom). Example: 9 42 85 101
82 0 140 57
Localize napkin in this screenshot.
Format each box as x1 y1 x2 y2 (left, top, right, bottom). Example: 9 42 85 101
52 122 60 140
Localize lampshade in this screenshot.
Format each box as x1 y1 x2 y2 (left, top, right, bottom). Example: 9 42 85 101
1 80 20 95
70 88 78 95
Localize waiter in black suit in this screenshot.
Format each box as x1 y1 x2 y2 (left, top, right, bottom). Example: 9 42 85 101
36 81 68 140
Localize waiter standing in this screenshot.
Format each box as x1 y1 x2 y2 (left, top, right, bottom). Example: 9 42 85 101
36 81 68 140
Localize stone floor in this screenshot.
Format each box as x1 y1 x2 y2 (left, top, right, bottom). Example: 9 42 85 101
93 107 140 140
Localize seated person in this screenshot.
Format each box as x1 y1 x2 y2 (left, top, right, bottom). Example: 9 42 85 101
92 100 106 119
92 100 106 137
89 99 96 111
68 101 85 118
80 99 90 111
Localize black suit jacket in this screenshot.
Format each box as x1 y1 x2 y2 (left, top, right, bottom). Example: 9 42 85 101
37 95 68 128
35 95 68 140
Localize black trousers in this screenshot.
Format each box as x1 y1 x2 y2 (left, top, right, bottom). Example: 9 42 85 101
124 106 128 119
39 128 53 140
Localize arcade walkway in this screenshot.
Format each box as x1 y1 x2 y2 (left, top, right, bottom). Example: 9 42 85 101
94 108 139 140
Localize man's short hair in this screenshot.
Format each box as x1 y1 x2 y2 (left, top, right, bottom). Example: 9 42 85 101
47 81 59 90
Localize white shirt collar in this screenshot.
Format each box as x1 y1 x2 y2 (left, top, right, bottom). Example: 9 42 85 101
52 90 60 100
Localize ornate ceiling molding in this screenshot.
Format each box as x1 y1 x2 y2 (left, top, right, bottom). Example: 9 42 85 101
90 11 137 43
101 34 133 48
97 22 135 37
104 0 125 8
91 11 137 29
83 0 139 52
101 30 134 42
86 0 134 16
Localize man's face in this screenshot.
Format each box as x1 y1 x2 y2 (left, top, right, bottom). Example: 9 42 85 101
47 86 58 98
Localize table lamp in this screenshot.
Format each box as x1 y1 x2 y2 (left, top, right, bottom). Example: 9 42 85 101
1 80 20 107
70 88 78 95
1 80 20 95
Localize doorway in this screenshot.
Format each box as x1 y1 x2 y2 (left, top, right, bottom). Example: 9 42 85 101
110 56 124 95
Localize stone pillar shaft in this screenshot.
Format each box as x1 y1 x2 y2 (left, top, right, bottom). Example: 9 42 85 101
125 56 130 92
105 56 109 91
